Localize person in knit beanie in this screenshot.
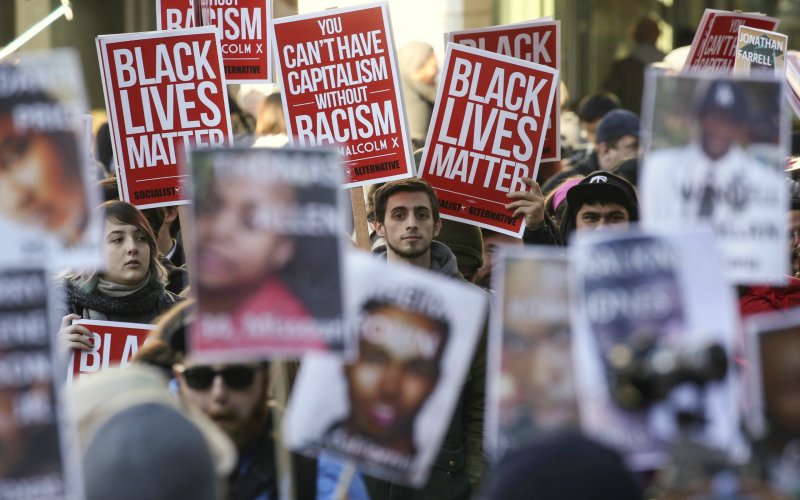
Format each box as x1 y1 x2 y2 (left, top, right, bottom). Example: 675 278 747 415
435 219 484 283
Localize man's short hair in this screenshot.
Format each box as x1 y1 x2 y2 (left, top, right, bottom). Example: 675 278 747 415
373 178 440 223
577 92 620 123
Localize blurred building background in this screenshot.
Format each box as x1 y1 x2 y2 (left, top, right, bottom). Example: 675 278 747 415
1 0 797 112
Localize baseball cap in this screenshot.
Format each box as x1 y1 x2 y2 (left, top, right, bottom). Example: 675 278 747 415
595 109 640 144
697 80 748 120
566 171 639 220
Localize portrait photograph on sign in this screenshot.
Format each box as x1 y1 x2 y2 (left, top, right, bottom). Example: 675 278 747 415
486 246 577 459
417 42 558 237
96 27 233 208
0 268 80 499
271 2 415 188
189 146 347 360
570 227 747 470
0 49 102 269
640 71 788 284
283 252 487 486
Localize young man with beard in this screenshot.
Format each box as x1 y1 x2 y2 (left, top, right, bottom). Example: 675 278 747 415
368 177 488 499
175 360 316 499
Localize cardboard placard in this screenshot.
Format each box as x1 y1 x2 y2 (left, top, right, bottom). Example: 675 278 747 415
156 0 195 30
486 245 577 459
570 227 747 470
733 26 787 76
417 43 558 237
189 146 347 360
640 71 788 284
284 252 487 486
271 2 415 188
193 0 273 83
684 9 779 73
97 27 233 208
0 268 80 497
66 320 155 385
448 19 561 161
0 49 103 269
744 310 800 450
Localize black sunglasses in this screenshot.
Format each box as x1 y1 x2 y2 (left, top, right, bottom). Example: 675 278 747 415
178 365 258 390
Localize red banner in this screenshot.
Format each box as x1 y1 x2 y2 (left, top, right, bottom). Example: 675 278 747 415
97 27 232 208
418 44 558 237
449 20 560 161
156 0 194 30
684 9 779 73
67 320 155 385
271 3 414 188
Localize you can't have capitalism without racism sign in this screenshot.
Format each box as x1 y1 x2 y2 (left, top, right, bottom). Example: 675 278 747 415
271 2 414 188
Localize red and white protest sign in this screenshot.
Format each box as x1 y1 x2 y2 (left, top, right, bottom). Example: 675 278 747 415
66 320 155 385
271 2 414 188
97 27 232 208
156 0 195 30
684 9 779 73
448 19 560 161
418 43 558 237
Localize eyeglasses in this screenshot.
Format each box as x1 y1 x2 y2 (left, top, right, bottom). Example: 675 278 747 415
176 365 258 391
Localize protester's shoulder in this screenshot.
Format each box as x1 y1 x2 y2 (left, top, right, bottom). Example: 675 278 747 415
159 289 185 307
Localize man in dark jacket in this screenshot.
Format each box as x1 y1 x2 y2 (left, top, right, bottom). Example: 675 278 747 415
542 109 640 195
370 178 487 499
558 171 639 245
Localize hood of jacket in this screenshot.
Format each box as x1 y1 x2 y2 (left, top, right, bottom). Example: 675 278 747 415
372 240 461 279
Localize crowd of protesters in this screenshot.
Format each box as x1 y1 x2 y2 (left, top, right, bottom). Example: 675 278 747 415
1 7 799 500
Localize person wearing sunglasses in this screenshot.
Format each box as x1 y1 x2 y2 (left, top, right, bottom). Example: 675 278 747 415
174 358 317 500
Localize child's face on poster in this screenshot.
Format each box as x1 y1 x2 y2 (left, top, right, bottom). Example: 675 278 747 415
196 176 295 293
345 305 444 447
0 117 87 241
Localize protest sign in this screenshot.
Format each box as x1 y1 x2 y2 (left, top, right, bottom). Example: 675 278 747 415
0 268 80 498
448 19 561 161
284 251 487 486
156 0 195 30
733 26 787 76
189 0 272 83
190 146 347 360
486 246 577 459
744 311 800 454
640 71 788 284
271 2 414 188
786 51 800 119
0 49 103 269
684 9 779 73
66 320 155 385
417 43 558 237
97 27 232 208
570 227 747 470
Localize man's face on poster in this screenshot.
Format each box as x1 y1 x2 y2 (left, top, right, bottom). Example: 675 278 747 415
761 329 800 439
699 110 742 161
344 304 445 449
503 323 575 427
0 117 87 242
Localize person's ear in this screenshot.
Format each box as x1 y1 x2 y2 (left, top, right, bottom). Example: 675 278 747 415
375 220 386 238
164 207 179 224
433 219 442 238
